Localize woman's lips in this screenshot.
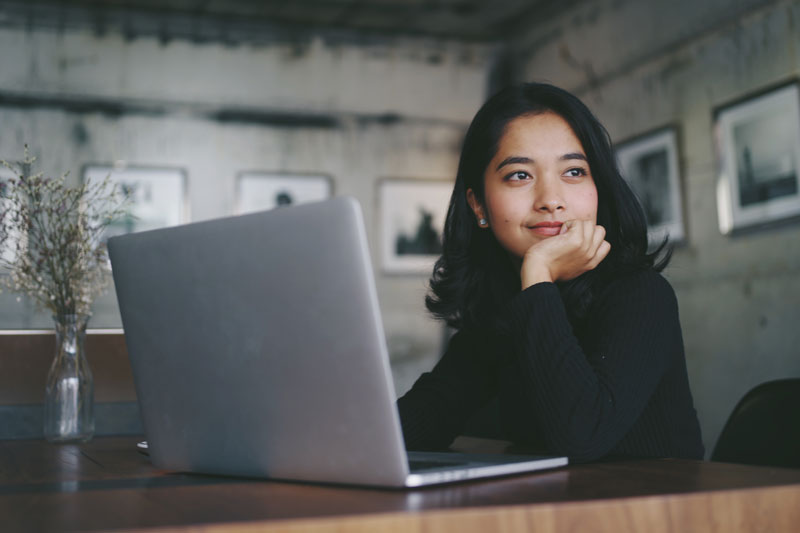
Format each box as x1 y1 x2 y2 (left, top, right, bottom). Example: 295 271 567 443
529 221 563 236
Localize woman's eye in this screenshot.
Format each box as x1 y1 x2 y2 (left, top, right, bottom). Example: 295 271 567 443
565 168 587 178
505 171 530 181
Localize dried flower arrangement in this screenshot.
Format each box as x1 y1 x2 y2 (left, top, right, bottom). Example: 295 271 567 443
0 147 129 320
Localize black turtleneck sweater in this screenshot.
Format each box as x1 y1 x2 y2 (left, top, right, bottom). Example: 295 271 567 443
397 270 704 463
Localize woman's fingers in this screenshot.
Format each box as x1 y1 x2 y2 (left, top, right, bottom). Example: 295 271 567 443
590 240 612 268
520 219 611 287
585 224 610 266
590 224 607 255
568 221 610 267
598 240 611 260
563 219 601 254
583 219 595 244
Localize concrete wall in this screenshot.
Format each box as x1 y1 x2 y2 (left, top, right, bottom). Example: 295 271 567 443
3 1 797 450
0 23 497 395
508 0 800 456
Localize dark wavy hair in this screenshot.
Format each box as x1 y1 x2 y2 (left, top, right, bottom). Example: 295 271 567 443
426 83 669 329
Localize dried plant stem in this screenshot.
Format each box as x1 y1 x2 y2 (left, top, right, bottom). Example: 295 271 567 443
0 147 130 318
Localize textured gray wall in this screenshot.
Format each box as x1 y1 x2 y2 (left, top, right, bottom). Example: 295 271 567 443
0 24 496 396
3 1 798 448
508 0 800 457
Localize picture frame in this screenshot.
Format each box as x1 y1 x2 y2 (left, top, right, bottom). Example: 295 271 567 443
616 127 685 246
83 164 189 239
235 172 333 215
81 164 189 329
378 178 452 274
714 82 800 234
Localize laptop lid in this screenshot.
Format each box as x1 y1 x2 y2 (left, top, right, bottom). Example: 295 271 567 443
110 196 567 488
109 196 410 486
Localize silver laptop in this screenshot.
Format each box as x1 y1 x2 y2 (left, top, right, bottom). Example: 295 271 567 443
108 196 567 488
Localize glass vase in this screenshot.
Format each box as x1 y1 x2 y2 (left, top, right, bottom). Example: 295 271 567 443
44 314 95 443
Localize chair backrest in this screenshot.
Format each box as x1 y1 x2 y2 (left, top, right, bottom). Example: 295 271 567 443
711 378 800 468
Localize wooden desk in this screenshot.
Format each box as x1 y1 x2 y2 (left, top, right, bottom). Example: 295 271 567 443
2 437 800 532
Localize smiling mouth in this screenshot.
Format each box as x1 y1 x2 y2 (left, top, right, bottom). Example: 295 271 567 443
528 222 563 236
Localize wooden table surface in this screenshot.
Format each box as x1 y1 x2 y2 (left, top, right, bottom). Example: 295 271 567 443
2 436 800 532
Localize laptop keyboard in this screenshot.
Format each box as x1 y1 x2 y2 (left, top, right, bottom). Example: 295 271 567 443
408 459 470 472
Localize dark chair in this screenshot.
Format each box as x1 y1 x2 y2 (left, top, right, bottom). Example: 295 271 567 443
711 378 800 469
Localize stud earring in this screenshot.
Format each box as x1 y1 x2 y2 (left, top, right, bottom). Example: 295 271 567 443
479 218 488 227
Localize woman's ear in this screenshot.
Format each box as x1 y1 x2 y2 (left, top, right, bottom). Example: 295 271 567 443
466 188 489 228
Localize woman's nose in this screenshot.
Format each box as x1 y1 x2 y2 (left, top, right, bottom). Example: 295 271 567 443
534 178 565 212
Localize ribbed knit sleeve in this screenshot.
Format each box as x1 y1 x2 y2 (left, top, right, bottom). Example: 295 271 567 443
398 270 704 461
397 327 498 451
504 271 688 462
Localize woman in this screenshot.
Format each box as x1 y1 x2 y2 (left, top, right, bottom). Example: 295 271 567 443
397 83 704 462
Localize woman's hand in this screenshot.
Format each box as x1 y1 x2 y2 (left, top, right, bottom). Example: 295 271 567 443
520 220 611 289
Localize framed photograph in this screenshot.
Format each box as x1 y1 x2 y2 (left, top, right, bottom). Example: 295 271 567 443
236 172 332 214
83 164 189 239
378 178 452 274
616 127 685 246
714 83 800 234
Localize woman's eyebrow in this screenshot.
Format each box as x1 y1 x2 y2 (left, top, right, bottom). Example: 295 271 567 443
496 153 586 171
495 156 533 171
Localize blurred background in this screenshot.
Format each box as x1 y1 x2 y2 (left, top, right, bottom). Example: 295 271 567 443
0 0 799 455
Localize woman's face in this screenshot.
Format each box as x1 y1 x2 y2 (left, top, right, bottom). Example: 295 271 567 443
467 112 599 260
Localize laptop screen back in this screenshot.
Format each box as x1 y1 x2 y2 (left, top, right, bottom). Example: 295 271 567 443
109 197 410 486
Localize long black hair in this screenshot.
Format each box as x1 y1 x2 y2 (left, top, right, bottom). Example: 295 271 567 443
426 82 669 330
